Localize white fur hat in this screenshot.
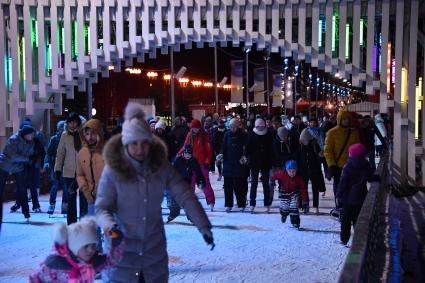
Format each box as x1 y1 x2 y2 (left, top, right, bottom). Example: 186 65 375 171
52 217 98 256
121 102 153 145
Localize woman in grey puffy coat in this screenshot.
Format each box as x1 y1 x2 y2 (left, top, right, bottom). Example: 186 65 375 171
95 102 214 283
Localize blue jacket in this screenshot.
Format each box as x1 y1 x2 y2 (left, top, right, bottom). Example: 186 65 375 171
222 129 249 178
173 155 205 185
0 131 34 174
44 132 62 178
336 157 379 206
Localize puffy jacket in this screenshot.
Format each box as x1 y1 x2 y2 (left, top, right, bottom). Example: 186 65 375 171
54 130 81 178
324 110 360 168
272 137 294 168
222 129 249 178
76 119 105 204
181 129 212 165
336 156 378 206
271 170 308 202
0 131 34 174
96 135 211 283
212 127 226 154
246 130 274 169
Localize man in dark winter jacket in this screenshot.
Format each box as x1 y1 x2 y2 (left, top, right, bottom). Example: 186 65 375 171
336 143 380 245
246 118 274 213
0 125 36 229
44 120 66 214
168 116 189 161
219 118 249 212
167 144 205 223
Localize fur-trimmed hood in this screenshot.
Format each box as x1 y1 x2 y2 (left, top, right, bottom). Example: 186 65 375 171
103 134 168 180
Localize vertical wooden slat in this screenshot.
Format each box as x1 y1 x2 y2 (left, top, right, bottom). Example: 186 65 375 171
311 0 319 67
365 0 375 94
379 0 390 114
10 1 20 131
37 2 46 98
284 1 292 57
338 0 347 77
23 1 34 115
50 0 59 90
352 0 361 87
324 0 332 72
0 5 7 136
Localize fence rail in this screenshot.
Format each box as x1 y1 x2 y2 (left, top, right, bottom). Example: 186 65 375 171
338 153 390 282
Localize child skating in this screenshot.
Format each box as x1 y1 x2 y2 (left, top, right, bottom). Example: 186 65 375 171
271 160 308 228
29 217 124 282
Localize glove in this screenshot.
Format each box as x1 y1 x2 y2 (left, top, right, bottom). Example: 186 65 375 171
43 163 49 171
216 154 223 161
199 227 215 250
108 225 124 247
55 171 62 180
197 181 205 190
302 202 309 214
326 166 338 180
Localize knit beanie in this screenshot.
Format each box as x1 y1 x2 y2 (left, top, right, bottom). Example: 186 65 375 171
56 120 65 130
348 143 367 157
155 119 167 130
52 217 98 256
299 128 314 146
183 144 193 154
277 127 289 140
20 125 35 137
121 102 153 146
285 160 298 171
190 119 202 129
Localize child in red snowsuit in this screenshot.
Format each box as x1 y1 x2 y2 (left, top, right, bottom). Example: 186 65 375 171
271 160 308 228
29 217 124 283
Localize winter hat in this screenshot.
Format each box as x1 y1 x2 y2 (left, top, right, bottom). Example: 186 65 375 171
155 119 167 130
121 102 153 146
253 118 267 136
190 119 202 129
52 217 98 256
183 144 193 154
20 124 35 136
285 160 298 171
277 127 289 140
20 117 33 129
56 120 65 130
349 143 367 158
299 128 314 146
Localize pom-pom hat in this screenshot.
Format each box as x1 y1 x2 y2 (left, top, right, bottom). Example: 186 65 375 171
348 143 367 157
121 102 153 145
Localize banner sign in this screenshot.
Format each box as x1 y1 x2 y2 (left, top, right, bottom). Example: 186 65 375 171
230 60 244 103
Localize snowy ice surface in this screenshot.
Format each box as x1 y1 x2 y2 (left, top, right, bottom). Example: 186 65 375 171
0 172 349 283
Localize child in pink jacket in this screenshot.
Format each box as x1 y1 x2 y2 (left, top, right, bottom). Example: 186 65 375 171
29 217 123 283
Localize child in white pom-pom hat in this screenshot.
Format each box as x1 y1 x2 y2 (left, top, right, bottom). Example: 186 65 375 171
29 217 123 283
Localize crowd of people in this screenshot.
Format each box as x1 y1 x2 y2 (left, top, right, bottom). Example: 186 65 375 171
0 102 390 282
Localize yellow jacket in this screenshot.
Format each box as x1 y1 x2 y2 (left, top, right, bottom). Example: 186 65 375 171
324 110 360 168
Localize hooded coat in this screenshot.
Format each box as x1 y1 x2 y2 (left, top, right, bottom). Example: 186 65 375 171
181 129 213 165
0 130 34 174
324 110 360 168
95 135 211 283
336 156 378 206
55 130 81 178
76 119 105 204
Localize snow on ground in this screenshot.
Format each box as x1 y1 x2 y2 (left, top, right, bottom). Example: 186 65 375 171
0 172 349 283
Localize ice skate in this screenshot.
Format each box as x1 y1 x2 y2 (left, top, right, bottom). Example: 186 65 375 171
167 215 177 223
33 207 42 213
61 203 68 214
321 191 326 197
315 207 319 215
281 215 287 223
24 212 30 223
217 175 222 181
47 204 55 215
240 207 246 212
209 204 214 212
292 223 300 229
250 206 255 214
266 206 271 213
10 203 20 213
225 207 232 213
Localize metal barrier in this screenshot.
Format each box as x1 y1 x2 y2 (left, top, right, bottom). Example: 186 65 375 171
338 153 390 283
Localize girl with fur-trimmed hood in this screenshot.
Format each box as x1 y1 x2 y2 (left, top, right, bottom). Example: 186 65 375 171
95 102 214 283
29 217 124 283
